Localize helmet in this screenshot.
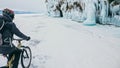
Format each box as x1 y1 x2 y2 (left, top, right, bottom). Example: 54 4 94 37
2 8 15 19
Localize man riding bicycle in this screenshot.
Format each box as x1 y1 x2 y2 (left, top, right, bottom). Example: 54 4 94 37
0 8 30 68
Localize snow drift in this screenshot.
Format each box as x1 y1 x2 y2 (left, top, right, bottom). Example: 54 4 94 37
0 14 119 68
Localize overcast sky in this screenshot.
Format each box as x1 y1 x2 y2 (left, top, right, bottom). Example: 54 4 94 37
0 0 47 12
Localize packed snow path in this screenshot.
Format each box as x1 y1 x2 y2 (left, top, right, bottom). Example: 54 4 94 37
0 14 120 68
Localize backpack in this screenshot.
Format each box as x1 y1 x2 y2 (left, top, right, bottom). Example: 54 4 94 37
0 17 5 45
0 17 15 54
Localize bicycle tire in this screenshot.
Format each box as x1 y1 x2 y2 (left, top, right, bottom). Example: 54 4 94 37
21 46 32 68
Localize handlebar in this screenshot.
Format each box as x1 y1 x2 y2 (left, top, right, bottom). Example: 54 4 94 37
13 38 25 42
13 38 25 47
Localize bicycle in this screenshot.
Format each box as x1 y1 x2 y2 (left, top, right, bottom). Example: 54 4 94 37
4 38 32 68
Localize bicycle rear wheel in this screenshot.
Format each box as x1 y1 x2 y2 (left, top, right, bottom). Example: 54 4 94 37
21 46 32 68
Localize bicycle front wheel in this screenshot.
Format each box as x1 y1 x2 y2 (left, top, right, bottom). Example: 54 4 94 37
21 46 32 68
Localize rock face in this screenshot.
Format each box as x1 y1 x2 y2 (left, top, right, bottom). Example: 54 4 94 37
45 0 120 26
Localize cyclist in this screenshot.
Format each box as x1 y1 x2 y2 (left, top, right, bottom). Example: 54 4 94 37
0 8 30 68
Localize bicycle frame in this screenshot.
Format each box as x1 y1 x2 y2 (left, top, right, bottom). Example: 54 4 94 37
7 39 23 68
1 39 31 68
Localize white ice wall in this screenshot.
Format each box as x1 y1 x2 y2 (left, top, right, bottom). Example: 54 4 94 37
45 0 120 26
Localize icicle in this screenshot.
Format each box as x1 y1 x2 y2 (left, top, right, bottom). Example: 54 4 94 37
83 0 96 26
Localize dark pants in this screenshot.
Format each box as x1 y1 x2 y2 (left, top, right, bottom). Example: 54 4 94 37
8 49 21 68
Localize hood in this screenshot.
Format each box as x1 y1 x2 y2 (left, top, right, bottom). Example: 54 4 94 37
3 14 13 22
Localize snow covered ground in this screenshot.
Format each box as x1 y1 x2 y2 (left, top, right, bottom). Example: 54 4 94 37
0 14 120 68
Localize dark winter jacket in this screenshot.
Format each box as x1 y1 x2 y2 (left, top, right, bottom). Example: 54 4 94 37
0 15 28 44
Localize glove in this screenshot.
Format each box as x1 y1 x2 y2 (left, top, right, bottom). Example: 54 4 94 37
26 36 30 41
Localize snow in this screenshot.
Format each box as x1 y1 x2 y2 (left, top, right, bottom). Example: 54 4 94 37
0 14 120 68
